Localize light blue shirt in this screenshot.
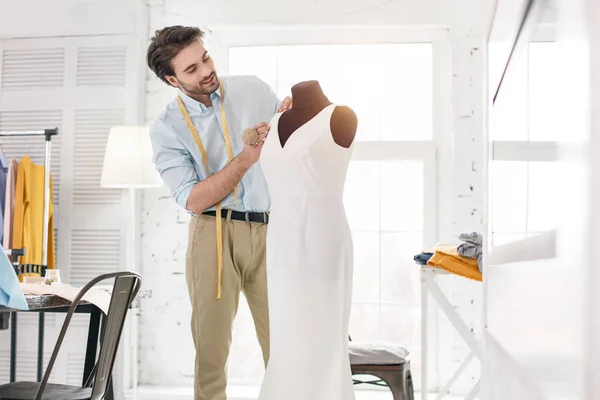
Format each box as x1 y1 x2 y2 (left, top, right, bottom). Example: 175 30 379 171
149 75 280 213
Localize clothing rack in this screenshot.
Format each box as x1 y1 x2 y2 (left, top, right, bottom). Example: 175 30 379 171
0 128 58 275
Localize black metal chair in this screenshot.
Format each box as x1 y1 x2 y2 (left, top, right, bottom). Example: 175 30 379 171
349 337 415 400
0 271 142 400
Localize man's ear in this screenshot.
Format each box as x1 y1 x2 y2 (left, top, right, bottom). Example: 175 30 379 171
166 75 179 88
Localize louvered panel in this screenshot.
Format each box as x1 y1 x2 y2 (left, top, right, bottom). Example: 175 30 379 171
66 353 85 385
77 47 127 87
0 351 9 384
14 313 56 328
70 229 121 286
0 351 59 383
73 109 124 206
0 111 62 206
1 48 65 90
54 228 58 267
54 313 90 329
70 314 91 328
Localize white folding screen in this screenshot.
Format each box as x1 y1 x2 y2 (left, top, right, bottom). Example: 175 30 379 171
0 34 142 388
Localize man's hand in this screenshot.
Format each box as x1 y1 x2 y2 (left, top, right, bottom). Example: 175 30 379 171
185 122 270 214
277 96 292 113
238 122 270 167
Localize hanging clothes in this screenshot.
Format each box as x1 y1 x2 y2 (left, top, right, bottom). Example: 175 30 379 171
0 147 9 244
3 159 19 249
12 156 55 273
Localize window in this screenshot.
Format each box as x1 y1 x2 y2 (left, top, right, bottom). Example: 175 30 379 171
221 31 444 389
489 40 565 246
229 43 433 141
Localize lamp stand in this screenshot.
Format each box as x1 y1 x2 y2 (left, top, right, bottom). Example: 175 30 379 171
123 187 140 392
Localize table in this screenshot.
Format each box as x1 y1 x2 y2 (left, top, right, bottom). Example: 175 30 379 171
0 287 151 394
420 266 480 400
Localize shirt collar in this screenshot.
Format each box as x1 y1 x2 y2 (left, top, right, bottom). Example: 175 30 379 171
178 87 222 114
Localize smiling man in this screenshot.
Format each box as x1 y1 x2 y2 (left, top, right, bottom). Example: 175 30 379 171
146 25 291 400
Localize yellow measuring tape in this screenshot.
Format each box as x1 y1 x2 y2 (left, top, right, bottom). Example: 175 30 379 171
176 78 237 299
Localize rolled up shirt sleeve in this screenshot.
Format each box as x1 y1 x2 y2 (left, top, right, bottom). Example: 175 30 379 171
149 118 199 210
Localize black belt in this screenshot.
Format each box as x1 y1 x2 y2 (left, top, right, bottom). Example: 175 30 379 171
203 209 269 224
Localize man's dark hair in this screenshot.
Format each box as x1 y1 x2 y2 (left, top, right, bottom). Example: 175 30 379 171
146 25 205 86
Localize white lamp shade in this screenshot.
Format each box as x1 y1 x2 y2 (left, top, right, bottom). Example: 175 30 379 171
101 125 163 188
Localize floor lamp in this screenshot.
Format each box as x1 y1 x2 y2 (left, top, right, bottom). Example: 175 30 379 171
100 125 162 393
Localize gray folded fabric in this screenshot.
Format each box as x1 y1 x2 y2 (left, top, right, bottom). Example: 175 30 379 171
457 232 483 272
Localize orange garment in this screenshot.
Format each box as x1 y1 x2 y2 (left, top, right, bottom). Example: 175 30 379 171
427 244 482 282
12 156 55 278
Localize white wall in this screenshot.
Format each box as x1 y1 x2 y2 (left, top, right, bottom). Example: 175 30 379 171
0 0 491 396
0 0 140 39
150 0 447 27
140 0 490 395
0 1 148 399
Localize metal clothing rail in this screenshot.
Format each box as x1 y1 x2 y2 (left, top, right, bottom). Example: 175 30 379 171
0 128 57 383
0 128 57 271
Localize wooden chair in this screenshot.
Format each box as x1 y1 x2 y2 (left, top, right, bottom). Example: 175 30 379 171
0 271 142 400
349 339 414 400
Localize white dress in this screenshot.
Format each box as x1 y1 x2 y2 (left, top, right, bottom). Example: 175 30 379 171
258 104 356 400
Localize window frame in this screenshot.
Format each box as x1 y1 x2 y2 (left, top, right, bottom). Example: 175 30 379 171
209 26 452 390
489 24 562 244
209 26 450 247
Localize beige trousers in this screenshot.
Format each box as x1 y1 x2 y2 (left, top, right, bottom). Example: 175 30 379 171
185 213 270 400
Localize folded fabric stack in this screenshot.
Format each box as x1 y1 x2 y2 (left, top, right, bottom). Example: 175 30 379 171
456 232 482 272
426 244 482 282
413 252 433 265
413 232 484 282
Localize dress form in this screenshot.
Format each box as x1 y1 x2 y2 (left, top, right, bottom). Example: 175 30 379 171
258 83 357 400
277 80 358 148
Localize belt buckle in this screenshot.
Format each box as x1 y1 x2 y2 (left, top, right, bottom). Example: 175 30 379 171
263 212 268 224
244 211 250 223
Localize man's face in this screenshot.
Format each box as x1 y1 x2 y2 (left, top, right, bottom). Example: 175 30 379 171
166 41 219 96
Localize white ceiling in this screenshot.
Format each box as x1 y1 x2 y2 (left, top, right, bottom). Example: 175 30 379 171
162 0 449 27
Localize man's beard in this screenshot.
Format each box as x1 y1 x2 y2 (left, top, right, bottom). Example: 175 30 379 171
180 72 219 96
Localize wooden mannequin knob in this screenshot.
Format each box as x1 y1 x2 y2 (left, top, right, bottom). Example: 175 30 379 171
242 128 259 146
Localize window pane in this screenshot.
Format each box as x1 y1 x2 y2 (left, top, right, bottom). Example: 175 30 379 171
229 43 434 142
492 232 527 247
381 304 422 372
492 161 563 244
381 160 423 231
275 45 329 99
343 161 380 231
489 44 528 141
528 161 561 232
529 43 562 141
228 46 278 91
380 232 423 303
349 304 380 340
380 43 433 141
351 232 380 303
227 42 433 388
491 161 528 232
326 45 382 141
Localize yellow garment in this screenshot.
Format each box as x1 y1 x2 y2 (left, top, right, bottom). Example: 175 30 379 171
427 244 482 282
12 156 55 279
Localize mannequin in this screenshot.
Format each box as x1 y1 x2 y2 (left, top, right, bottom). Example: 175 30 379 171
257 80 358 400
277 80 358 149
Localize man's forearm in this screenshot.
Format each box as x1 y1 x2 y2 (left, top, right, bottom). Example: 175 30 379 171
186 156 251 214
